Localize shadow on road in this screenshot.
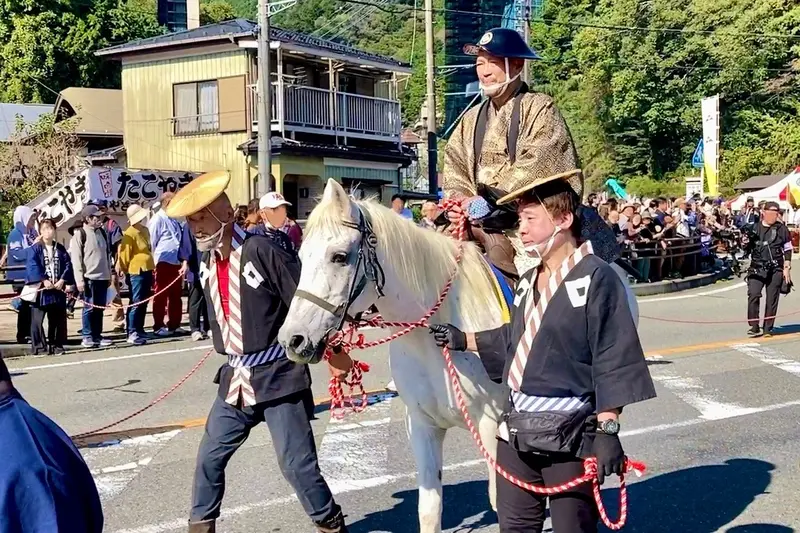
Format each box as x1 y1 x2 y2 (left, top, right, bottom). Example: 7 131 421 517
607 458 777 532
773 324 800 335
348 458 781 532
727 526 794 532
349 479 496 533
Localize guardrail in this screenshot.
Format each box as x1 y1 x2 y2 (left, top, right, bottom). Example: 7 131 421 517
620 236 717 283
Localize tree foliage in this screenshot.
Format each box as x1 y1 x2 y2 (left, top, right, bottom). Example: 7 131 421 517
200 0 237 25
530 0 800 194
0 0 164 103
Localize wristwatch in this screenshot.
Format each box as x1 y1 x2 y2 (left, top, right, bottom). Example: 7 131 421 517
597 419 620 435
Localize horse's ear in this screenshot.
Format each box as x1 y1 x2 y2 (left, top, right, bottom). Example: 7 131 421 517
322 178 358 220
322 178 354 216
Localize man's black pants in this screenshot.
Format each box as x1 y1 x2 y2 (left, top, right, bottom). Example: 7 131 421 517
31 304 67 354
190 390 339 526
496 439 598 533
188 280 210 333
747 269 783 330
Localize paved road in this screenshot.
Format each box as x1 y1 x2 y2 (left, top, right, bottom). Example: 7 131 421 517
6 278 800 532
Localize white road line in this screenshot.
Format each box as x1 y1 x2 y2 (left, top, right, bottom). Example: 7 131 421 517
651 372 759 420
111 396 800 533
639 281 745 303
8 345 212 372
317 398 395 492
730 343 800 377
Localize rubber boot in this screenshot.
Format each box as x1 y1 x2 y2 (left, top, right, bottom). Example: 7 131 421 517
187 519 215 533
315 510 349 533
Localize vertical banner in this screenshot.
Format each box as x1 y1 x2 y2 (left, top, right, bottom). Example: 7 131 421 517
701 95 720 196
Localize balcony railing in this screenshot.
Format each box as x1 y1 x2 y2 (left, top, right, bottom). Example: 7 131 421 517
254 84 401 141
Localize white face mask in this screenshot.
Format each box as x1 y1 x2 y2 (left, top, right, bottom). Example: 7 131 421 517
195 209 227 252
480 57 521 98
196 225 224 252
524 225 561 262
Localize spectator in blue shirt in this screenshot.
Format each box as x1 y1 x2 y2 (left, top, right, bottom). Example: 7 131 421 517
147 192 189 336
391 194 414 220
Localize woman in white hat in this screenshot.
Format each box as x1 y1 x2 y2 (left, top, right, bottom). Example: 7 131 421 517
116 204 155 345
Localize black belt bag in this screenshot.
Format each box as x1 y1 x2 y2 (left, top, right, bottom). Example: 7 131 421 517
504 402 595 456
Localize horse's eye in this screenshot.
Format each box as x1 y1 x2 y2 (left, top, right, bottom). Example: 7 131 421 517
331 252 348 264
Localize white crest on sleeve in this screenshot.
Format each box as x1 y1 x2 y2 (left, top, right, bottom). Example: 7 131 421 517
565 275 591 308
513 276 531 308
243 261 265 289
199 262 211 288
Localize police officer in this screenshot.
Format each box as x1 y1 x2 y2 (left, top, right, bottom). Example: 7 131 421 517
747 201 792 337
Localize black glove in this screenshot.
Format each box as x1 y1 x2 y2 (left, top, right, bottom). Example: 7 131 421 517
429 324 467 351
593 432 626 485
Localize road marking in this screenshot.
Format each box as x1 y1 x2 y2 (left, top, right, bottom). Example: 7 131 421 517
110 457 486 533
730 343 800 377
651 372 759 420
111 394 800 533
650 331 800 358
639 281 745 303
8 345 212 372
318 398 395 492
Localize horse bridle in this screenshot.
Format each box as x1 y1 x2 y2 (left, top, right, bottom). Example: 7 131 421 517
294 205 386 332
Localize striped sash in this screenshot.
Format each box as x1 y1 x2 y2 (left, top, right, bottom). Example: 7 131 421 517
506 240 594 391
207 225 263 406
225 344 286 406
510 390 590 413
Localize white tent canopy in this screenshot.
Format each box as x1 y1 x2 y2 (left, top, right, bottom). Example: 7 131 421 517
731 169 800 211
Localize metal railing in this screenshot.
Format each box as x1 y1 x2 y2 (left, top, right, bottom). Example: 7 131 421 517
257 84 402 139
621 236 718 283
172 113 220 136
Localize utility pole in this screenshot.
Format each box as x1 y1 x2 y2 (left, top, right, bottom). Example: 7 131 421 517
424 0 437 197
257 0 273 193
522 0 531 84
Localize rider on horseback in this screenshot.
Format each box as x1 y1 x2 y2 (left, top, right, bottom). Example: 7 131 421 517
440 28 621 280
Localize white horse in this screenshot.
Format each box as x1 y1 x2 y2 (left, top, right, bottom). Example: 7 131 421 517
278 179 638 533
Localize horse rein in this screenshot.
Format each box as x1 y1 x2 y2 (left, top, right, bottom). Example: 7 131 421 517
294 205 386 334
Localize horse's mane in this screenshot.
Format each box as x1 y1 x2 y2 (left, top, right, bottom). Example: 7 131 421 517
306 195 504 329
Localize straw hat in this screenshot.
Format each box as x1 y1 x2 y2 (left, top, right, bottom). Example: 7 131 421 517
164 171 230 218
126 204 149 226
497 169 583 205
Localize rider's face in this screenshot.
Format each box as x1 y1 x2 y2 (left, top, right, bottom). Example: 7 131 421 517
476 51 508 86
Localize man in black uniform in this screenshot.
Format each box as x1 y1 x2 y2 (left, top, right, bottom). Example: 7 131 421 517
430 173 656 533
746 201 792 338
165 171 349 533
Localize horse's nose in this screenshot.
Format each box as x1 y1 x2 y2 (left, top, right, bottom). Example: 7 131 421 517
288 335 306 352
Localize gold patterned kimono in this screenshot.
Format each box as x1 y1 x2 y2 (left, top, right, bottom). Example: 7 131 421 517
442 89 580 274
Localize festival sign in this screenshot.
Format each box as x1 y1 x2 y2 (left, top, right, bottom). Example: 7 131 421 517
30 167 196 226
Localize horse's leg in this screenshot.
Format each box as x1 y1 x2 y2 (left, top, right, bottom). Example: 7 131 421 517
406 408 446 533
476 410 500 512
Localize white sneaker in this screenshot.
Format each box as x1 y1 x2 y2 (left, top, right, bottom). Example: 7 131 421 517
81 339 97 348
155 327 171 337
386 379 397 392
191 331 205 342
98 338 113 347
127 333 147 345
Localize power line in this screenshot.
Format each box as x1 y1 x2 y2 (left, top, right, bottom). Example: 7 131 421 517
337 0 800 41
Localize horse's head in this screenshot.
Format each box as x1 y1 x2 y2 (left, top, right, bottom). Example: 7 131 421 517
279 179 383 364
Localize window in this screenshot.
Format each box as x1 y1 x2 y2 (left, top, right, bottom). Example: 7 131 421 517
173 80 219 135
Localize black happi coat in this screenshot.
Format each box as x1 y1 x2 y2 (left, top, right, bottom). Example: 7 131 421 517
476 253 656 414
201 232 310 404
